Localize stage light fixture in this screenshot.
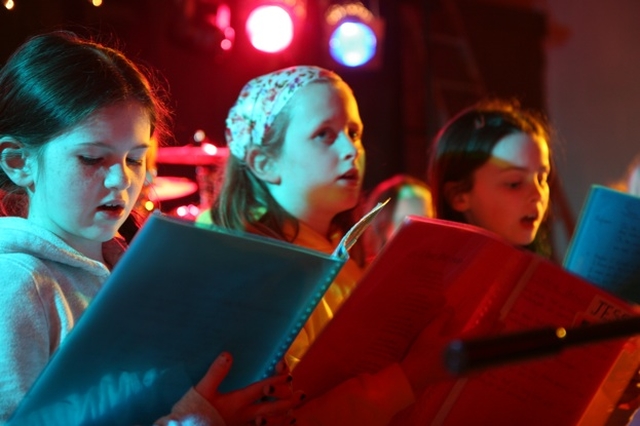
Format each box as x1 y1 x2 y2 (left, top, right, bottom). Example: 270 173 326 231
244 0 306 54
246 5 293 53
170 0 235 56
324 2 384 69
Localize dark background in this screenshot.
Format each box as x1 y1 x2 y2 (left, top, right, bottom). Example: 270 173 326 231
0 0 546 191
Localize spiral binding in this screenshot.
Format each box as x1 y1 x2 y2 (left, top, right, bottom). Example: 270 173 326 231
259 200 387 378
262 262 343 379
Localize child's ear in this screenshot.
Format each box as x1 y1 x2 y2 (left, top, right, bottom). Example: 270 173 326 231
246 147 280 184
0 138 36 188
444 181 470 212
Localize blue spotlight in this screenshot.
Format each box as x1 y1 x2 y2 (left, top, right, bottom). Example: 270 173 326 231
329 20 377 67
324 2 384 69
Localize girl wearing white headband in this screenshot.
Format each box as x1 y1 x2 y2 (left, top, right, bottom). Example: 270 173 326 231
199 66 442 426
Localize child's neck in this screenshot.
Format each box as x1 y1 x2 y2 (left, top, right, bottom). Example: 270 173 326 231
53 234 105 265
275 196 338 240
297 214 334 241
72 240 106 265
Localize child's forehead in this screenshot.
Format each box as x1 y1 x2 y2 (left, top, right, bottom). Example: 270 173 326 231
489 132 549 166
284 82 362 131
43 102 151 152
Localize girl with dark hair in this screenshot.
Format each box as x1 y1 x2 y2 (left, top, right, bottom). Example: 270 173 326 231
428 99 554 257
0 31 299 425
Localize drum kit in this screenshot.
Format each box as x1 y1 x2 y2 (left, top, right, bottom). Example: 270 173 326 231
144 143 229 220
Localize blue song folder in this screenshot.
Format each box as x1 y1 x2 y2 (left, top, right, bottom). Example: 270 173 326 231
9 212 346 425
563 185 640 302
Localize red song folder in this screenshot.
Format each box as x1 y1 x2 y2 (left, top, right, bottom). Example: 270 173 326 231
293 216 640 426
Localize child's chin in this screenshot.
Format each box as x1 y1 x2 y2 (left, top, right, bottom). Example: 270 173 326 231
508 232 536 247
517 236 536 247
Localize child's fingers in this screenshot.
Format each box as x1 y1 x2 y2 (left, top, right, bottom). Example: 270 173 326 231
258 390 306 414
253 416 295 426
195 357 303 424
194 351 233 401
252 397 298 419
253 414 297 426
224 374 289 407
291 389 306 407
274 359 290 376
226 393 300 426
242 371 294 398
261 379 299 400
265 370 293 388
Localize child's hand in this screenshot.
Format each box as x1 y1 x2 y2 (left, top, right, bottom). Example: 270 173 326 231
195 352 304 426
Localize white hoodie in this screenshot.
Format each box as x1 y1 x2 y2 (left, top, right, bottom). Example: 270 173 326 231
0 217 225 426
0 217 124 421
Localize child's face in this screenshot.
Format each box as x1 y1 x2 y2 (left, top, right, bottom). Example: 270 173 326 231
27 101 150 253
387 187 433 241
269 81 365 226
454 131 550 246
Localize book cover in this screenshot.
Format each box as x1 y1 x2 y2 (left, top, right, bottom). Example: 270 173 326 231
9 213 346 425
293 216 640 426
563 185 640 303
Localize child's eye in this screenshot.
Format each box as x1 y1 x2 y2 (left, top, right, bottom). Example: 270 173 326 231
78 156 101 165
537 172 549 185
315 129 336 144
506 181 522 189
127 157 145 167
349 129 362 141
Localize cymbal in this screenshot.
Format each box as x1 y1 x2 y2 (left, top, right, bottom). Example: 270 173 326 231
156 144 229 166
147 176 198 202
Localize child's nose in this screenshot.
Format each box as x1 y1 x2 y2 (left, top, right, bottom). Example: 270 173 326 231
338 132 360 159
104 163 131 190
530 180 545 202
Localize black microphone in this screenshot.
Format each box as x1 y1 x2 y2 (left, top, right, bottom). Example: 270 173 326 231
445 316 640 375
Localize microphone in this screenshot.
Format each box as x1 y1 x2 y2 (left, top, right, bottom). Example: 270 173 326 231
445 316 640 375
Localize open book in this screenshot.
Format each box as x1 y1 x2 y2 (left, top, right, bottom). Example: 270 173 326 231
293 216 640 426
9 203 385 426
564 185 640 303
